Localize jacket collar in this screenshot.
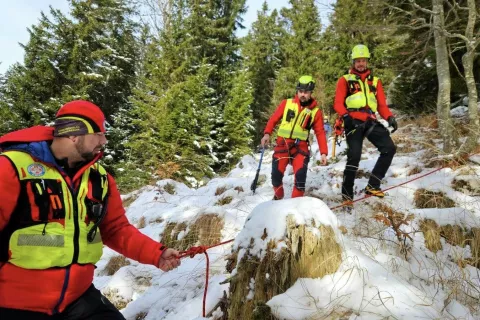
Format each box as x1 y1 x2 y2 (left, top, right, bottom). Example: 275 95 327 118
293 95 317 109
349 68 371 81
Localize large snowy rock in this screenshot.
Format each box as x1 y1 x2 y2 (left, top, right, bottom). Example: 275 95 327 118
226 197 343 319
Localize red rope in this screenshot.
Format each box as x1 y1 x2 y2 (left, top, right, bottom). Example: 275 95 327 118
179 239 234 317
329 166 447 210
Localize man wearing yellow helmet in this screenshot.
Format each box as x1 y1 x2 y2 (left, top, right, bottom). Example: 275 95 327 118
334 44 398 207
261 76 328 200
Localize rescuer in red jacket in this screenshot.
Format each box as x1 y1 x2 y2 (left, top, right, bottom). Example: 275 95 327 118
261 76 328 200
0 100 180 319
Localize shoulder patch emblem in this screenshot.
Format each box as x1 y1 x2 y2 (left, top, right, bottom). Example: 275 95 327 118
27 163 46 177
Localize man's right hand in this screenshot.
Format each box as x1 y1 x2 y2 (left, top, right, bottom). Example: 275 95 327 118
260 134 270 147
158 248 181 272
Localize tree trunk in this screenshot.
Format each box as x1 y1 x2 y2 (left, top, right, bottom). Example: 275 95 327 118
432 0 455 152
460 0 479 154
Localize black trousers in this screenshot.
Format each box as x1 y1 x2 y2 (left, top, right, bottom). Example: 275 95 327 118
0 285 125 320
342 119 396 199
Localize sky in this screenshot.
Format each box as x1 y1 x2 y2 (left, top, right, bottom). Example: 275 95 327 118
0 0 334 74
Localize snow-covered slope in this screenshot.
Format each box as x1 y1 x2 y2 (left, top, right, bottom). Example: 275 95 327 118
94 119 480 320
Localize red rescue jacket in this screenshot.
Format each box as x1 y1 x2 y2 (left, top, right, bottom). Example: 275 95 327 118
0 126 165 314
264 96 328 155
333 68 393 122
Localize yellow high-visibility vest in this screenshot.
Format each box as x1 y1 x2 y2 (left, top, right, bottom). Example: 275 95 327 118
1 151 108 269
277 99 319 140
343 74 379 112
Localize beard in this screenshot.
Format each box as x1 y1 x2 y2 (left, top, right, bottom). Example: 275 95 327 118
300 97 312 106
75 138 102 162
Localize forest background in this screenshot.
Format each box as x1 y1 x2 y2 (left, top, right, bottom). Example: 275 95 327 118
0 0 478 192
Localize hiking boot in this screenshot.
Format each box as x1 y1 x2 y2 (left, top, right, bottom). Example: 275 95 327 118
365 185 385 198
273 195 283 201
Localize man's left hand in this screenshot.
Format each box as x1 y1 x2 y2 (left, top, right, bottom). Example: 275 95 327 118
388 116 398 133
158 248 181 272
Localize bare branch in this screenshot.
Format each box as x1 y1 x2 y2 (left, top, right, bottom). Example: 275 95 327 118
447 43 465 82
408 0 434 15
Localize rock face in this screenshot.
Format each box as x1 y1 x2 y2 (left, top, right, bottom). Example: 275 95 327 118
225 198 344 320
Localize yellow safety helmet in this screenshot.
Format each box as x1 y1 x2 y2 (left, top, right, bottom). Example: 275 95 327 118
296 75 315 91
351 44 370 60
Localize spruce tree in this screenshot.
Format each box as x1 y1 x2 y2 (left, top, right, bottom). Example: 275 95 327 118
318 0 403 108
241 2 282 144
1 1 140 161
221 69 254 166
272 0 323 107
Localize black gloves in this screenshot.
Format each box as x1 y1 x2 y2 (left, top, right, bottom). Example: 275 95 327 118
343 114 354 131
387 116 398 133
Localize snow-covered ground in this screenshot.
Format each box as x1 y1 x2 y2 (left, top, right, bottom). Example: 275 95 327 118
94 116 480 320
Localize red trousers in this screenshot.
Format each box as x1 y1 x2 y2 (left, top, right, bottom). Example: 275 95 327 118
272 138 310 199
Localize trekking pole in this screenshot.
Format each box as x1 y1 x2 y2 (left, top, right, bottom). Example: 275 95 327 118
331 134 337 160
250 147 265 194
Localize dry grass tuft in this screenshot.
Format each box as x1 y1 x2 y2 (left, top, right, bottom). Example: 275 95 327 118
150 217 164 224
414 189 456 208
215 196 233 206
407 166 422 176
164 183 176 195
399 114 438 129
392 134 419 154
136 216 146 229
135 312 148 320
159 214 224 251
466 228 480 268
102 288 130 310
104 256 130 276
419 219 442 253
155 162 181 180
338 226 348 235
452 177 480 195
439 224 467 247
396 143 417 154
424 155 468 169
227 215 342 320
234 186 244 193
159 222 188 249
215 186 227 196
122 194 139 208
355 169 370 179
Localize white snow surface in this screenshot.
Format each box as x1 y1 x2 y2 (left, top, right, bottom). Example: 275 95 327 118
93 130 480 319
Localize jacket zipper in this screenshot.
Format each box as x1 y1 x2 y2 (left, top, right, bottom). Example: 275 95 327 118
52 266 71 314
362 80 369 108
52 182 79 314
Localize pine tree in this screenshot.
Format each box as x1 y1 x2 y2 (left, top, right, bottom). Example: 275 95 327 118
318 0 403 109
272 0 323 107
129 62 216 187
129 0 249 185
182 0 248 170
1 1 140 161
241 2 282 144
221 69 254 166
